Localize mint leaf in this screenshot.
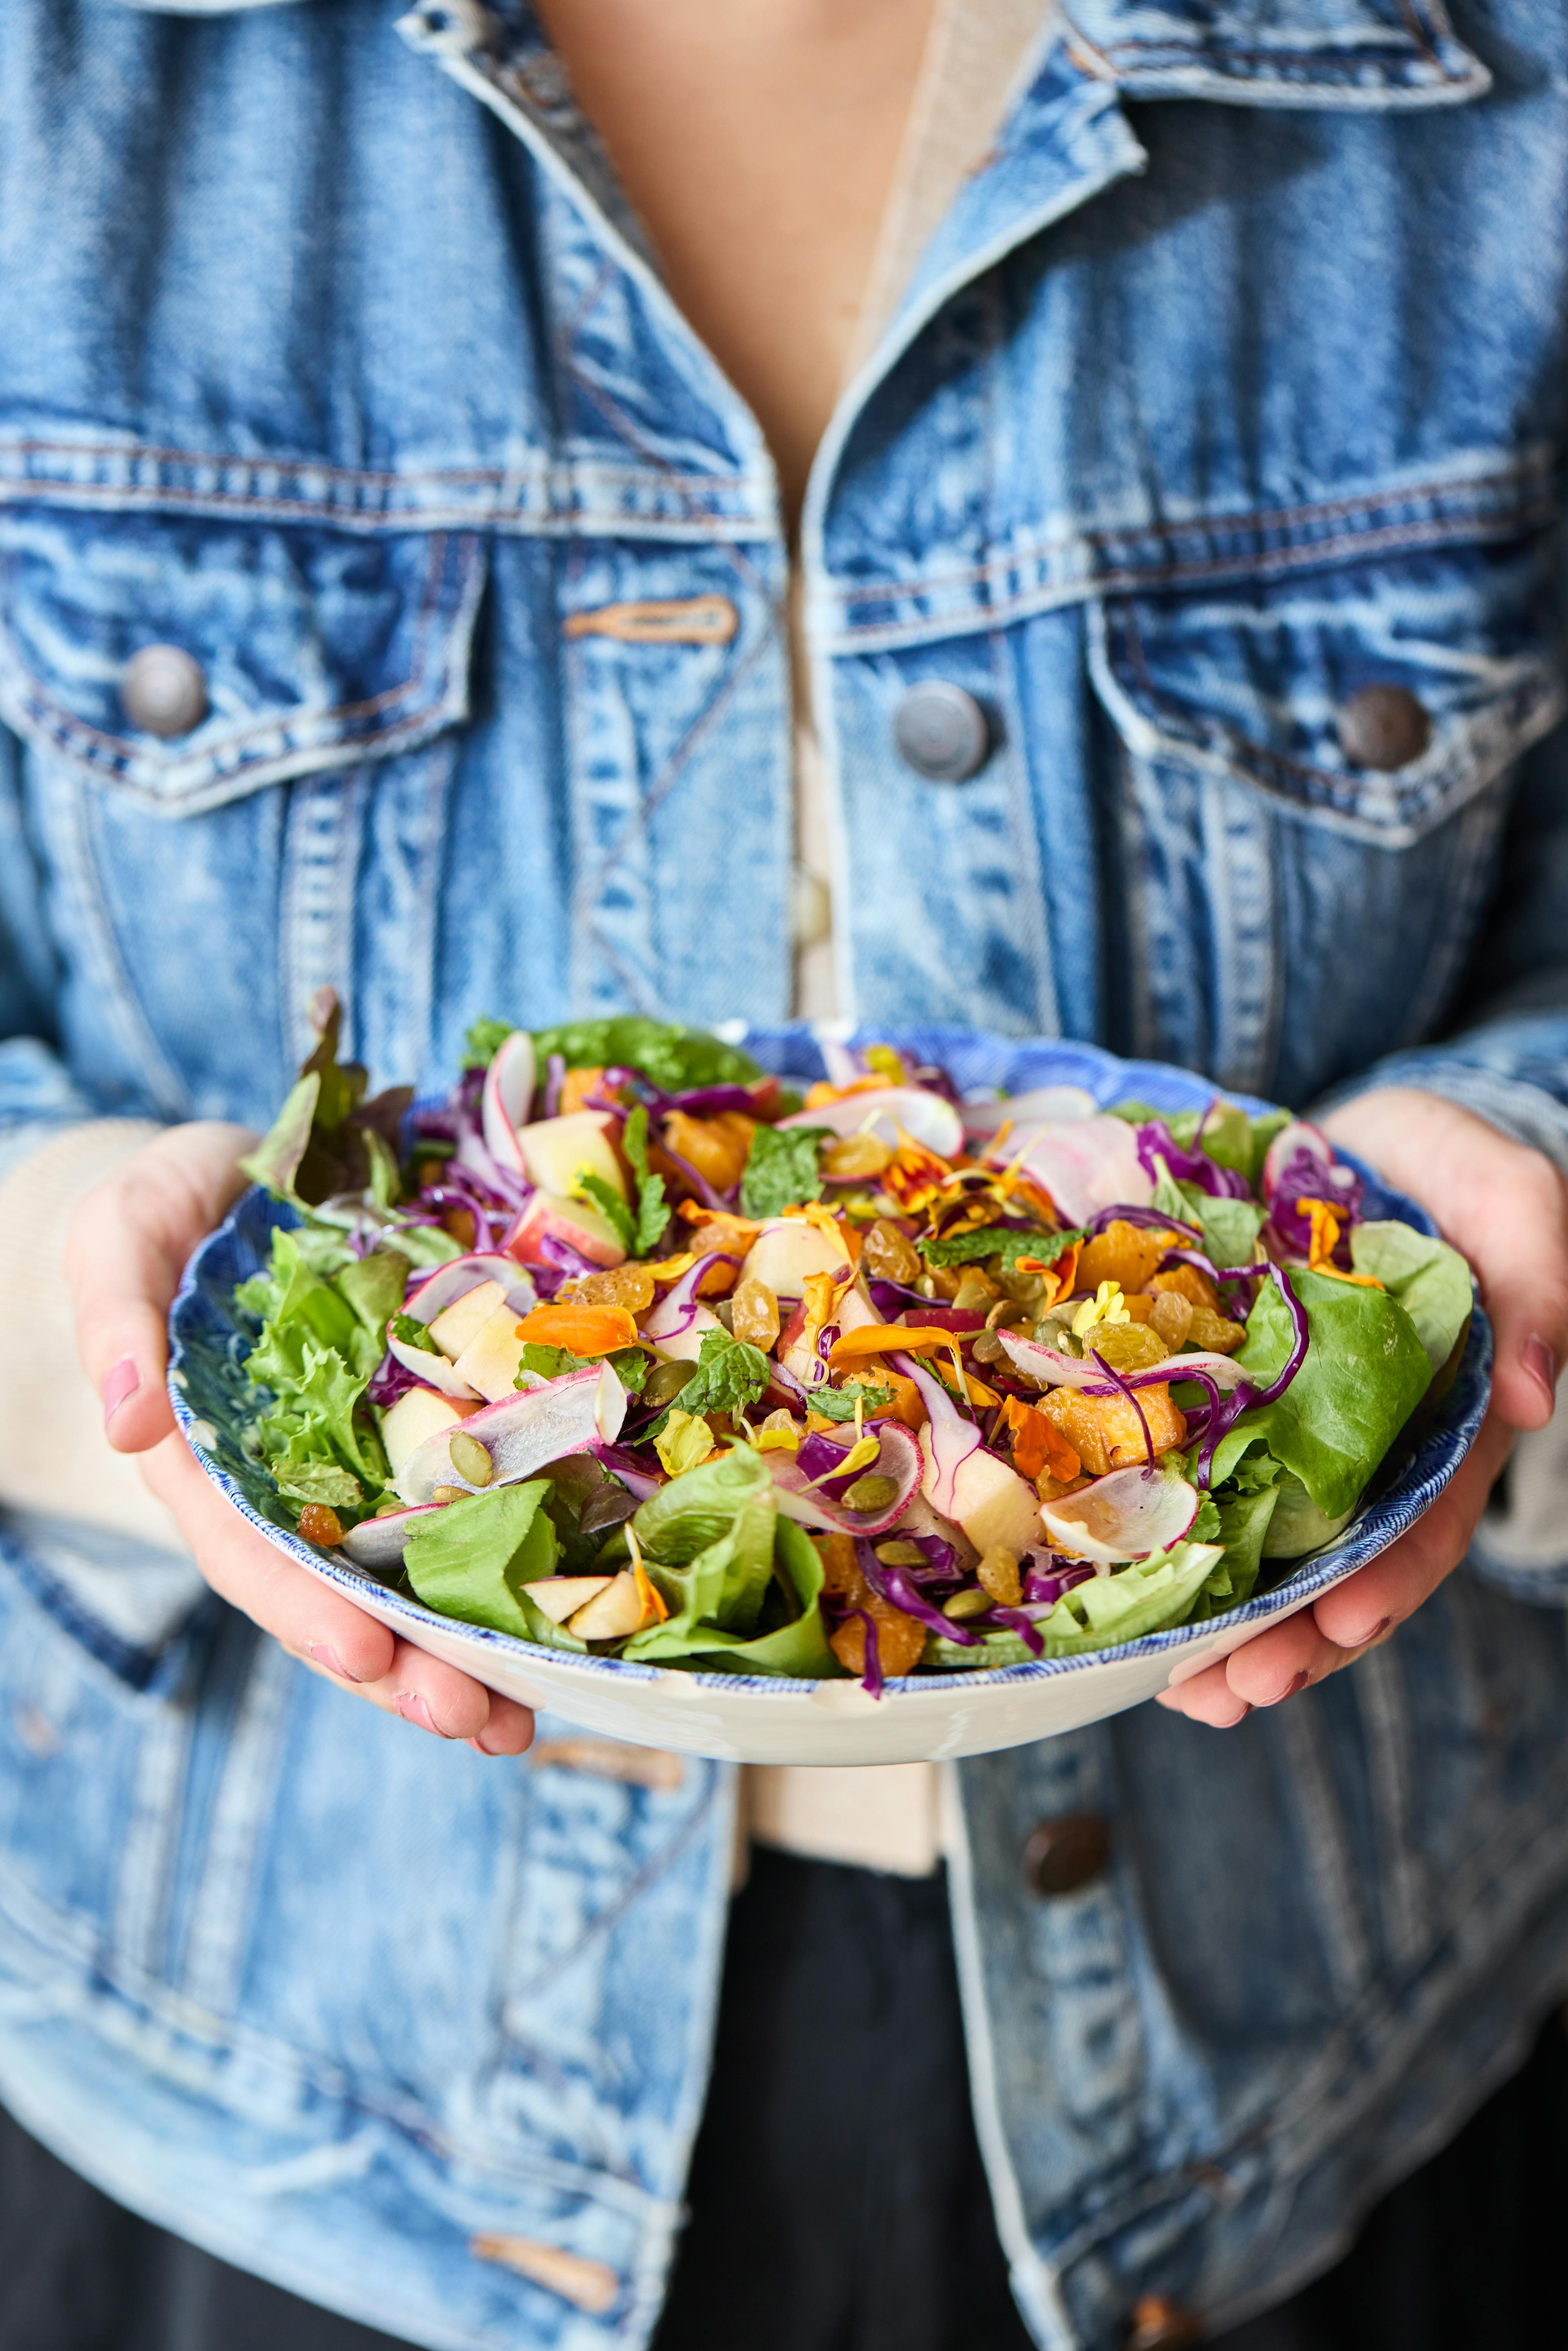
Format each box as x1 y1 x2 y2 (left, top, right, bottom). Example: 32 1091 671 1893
391 1312 442 1356
577 1168 637 1254
922 1224 1084 1271
740 1125 827 1219
517 1342 648 1394
803 1382 893 1421
621 1105 670 1255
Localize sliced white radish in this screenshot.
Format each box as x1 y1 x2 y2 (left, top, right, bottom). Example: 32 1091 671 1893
961 1085 1098 1137
985 1113 1152 1223
740 1217 852 1300
641 1258 724 1362
765 1421 924 1537
341 1503 445 1571
504 1189 627 1270
517 1109 628 1205
1039 1465 1199 1567
997 1330 1251 1393
526 1574 615 1626
779 1086 962 1159
393 1361 629 1506
481 1030 537 1177
379 1386 479 1479
1261 1117 1334 1201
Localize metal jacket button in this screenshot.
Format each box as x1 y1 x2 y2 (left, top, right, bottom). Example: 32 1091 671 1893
1022 1811 1110 1895
120 644 209 739
1336 683 1430 771
1124 2294 1203 2349
893 681 991 781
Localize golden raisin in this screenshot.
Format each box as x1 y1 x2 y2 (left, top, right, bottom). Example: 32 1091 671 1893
298 1503 343 1546
730 1276 781 1350
561 1262 658 1314
1150 1263 1220 1313
1086 1322 1171 1374
861 1218 922 1285
822 1132 893 1181
1186 1306 1247 1355
975 1546 1022 1607
1149 1290 1194 1348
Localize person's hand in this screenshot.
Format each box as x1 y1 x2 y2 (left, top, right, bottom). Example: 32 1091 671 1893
1158 1086 1568 1728
65 1122 535 1756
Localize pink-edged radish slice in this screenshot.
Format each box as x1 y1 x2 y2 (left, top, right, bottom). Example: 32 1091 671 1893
764 1419 923 1538
390 1253 538 1395
1260 1117 1334 1201
340 1503 444 1572
481 1030 537 1178
503 1190 627 1270
920 1438 1042 1553
392 1360 629 1506
892 1354 983 1519
640 1251 730 1362
997 1331 1252 1393
961 1085 1098 1138
1038 1464 1199 1567
985 1114 1152 1223
778 1086 962 1159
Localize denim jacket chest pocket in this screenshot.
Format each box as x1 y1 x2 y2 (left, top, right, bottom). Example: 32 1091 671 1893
0 512 487 1124
1088 534 1566 1108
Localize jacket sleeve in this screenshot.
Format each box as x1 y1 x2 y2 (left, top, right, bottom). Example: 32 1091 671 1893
1318 707 1568 1599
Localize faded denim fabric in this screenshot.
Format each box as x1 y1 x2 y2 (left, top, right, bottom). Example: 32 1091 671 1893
0 2 1567 2346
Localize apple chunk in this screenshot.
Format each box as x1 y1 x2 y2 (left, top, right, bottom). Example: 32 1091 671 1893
566 1569 661 1640
379 1387 478 1479
525 1574 615 1626
505 1190 626 1270
450 1302 536 1403
427 1279 505 1362
920 1438 1043 1555
517 1110 628 1205
740 1218 851 1299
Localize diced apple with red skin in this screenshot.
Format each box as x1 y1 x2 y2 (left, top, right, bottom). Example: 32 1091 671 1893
504 1190 626 1270
740 1218 851 1299
525 1574 615 1626
517 1110 628 1205
566 1569 660 1640
919 1436 1043 1555
427 1278 505 1361
450 1302 533 1403
380 1387 479 1479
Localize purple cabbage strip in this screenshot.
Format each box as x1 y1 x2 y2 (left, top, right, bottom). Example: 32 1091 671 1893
1024 1554 1096 1606
1082 1201 1204 1243
980 1604 1045 1656
1191 1263 1309 1488
1136 1119 1253 1201
1089 1351 1156 1464
866 1277 931 1316
1265 1146 1363 1259
367 1353 423 1409
855 1539 976 1646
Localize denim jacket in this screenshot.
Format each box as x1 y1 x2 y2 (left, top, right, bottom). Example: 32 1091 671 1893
2 4 1568 2346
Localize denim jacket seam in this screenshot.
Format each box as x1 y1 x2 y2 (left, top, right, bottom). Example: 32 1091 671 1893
0 438 753 497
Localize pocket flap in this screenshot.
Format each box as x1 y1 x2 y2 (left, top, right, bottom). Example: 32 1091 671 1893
0 515 485 816
1090 545 1566 847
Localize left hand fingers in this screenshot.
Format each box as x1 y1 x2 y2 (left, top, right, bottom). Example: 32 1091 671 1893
1157 1413 1514 1725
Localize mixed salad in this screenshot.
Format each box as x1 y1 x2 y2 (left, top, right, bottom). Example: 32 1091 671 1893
225 1001 1473 1693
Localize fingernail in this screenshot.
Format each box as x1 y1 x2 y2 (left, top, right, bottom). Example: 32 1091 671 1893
466 1730 511 1757
1358 1617 1394 1650
1266 1669 1312 1706
396 1692 445 1736
308 1644 362 1684
101 1356 140 1425
1524 1336 1557 1409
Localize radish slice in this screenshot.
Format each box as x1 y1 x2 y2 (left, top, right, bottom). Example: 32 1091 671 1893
641 1252 735 1345
985 1114 1153 1223
765 1420 923 1537
779 1087 962 1159
997 1331 1252 1393
390 1253 538 1395
481 1030 537 1178
961 1085 1097 1137
392 1361 628 1506
1260 1117 1333 1201
892 1353 982 1519
340 1504 444 1571
1039 1465 1199 1567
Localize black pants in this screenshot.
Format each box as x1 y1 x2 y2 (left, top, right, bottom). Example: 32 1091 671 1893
2 1849 1565 2351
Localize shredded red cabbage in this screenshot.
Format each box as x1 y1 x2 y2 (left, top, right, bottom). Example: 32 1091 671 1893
855 1538 976 1645
1136 1119 1253 1201
1082 1201 1204 1243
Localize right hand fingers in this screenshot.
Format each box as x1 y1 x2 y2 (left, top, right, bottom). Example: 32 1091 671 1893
65 1121 256 1453
140 1435 535 1753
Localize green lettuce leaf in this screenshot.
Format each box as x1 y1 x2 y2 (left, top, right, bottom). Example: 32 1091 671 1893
740 1125 828 1219
629 1446 777 1639
659 1520 841 1677
1210 1266 1434 1519
403 1482 559 1638
1259 1470 1357 1561
1190 1192 1266 1270
529 1015 760 1092
241 1227 392 1503
1349 1219 1473 1370
391 1311 443 1356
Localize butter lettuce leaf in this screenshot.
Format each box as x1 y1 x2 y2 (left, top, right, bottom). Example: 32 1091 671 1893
1349 1219 1473 1371
403 1482 559 1639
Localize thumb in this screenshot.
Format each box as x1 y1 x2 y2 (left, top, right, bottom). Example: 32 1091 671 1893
65 1123 256 1455
1465 1153 1568 1437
